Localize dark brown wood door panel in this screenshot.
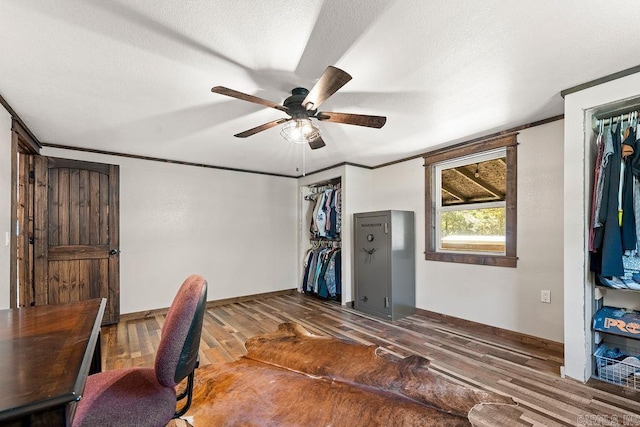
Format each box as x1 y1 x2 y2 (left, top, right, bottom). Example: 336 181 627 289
16 152 35 308
34 156 120 325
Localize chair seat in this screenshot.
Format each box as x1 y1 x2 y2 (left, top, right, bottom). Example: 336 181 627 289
73 368 177 427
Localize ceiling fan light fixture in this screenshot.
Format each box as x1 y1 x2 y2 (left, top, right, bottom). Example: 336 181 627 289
280 118 320 144
211 66 385 149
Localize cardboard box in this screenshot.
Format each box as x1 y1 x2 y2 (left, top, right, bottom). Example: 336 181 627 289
593 306 640 339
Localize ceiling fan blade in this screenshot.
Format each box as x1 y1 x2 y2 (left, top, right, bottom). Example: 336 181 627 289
308 135 326 150
315 112 386 128
212 86 288 112
302 66 352 111
234 118 291 138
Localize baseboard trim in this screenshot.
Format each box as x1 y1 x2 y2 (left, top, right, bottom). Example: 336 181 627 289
415 308 564 356
119 288 298 322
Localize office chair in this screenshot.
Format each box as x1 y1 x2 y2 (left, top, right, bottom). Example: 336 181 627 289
73 274 208 427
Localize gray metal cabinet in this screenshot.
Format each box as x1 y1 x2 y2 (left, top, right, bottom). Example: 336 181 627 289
354 210 415 321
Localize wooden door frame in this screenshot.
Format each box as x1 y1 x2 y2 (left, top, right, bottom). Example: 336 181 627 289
10 119 39 308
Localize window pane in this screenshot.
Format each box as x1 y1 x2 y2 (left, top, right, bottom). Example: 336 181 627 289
440 207 505 253
441 157 506 206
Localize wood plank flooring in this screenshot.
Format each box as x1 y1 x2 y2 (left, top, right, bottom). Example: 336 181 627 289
101 293 640 426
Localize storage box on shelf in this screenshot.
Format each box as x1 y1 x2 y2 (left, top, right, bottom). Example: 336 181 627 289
593 306 640 339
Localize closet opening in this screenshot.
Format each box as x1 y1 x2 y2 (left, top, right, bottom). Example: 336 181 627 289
300 177 342 304
587 97 640 391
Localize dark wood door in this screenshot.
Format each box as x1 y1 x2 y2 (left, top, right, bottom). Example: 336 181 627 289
33 156 120 325
16 152 35 308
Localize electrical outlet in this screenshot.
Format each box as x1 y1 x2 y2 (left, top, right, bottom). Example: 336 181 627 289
541 289 551 303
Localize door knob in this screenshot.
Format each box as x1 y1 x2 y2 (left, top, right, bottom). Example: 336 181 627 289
361 296 368 302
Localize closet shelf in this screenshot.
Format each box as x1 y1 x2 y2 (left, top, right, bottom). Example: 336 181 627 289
595 285 640 294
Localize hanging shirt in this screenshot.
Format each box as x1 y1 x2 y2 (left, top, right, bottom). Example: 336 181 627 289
316 192 328 238
594 127 615 228
302 250 314 293
589 131 606 252
592 123 625 277
305 250 320 293
335 188 342 234
621 127 637 251
325 250 337 297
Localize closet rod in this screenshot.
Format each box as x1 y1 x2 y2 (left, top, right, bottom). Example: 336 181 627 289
308 178 341 188
593 109 639 128
309 183 341 193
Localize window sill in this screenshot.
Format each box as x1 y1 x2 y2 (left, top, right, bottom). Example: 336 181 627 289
425 252 517 268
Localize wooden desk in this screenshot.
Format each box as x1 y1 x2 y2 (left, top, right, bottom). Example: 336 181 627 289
0 298 106 426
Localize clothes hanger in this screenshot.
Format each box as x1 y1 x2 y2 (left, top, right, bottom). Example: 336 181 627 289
622 113 634 157
596 120 603 145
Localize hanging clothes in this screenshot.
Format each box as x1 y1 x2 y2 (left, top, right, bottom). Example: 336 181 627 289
621 126 637 251
324 188 334 237
316 191 328 238
628 124 640 177
304 182 341 302
308 184 341 239
589 126 607 252
302 246 341 301
591 122 637 277
335 187 342 235
633 124 640 254
301 250 316 294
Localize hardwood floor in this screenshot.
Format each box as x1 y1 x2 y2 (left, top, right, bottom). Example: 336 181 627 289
101 292 640 426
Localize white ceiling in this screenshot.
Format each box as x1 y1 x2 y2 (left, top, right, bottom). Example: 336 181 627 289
2 1 640 177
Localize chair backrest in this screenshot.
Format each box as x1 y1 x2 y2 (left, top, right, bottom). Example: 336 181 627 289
155 274 208 387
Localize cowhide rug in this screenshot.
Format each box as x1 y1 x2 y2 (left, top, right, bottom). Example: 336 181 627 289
171 322 517 426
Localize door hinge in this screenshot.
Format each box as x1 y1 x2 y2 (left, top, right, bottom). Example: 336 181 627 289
384 223 388 234
29 236 34 245
29 170 35 179
384 297 389 308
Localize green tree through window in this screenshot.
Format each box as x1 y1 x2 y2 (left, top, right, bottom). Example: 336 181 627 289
441 208 505 236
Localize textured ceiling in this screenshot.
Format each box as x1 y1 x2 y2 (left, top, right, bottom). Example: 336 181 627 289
2 0 640 176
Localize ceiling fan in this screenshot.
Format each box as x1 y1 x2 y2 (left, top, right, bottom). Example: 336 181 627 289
211 66 386 150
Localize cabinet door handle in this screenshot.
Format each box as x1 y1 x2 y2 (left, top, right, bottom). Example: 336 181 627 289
361 296 368 302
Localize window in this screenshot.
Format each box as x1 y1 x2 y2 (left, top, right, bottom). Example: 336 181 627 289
424 134 517 267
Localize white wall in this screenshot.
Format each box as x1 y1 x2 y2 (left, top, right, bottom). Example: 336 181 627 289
41 147 299 314
369 120 565 343
342 165 373 304
0 106 11 309
564 71 640 382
